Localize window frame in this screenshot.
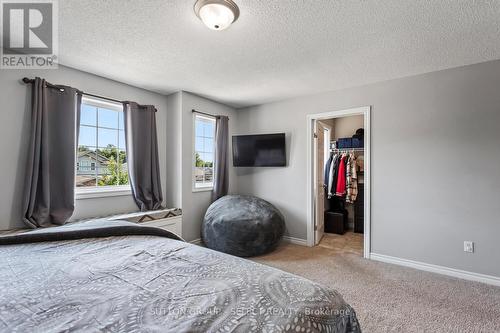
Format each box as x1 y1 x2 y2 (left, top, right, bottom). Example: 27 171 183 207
192 113 216 192
75 95 131 200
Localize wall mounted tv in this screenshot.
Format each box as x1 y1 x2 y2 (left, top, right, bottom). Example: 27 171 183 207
232 133 286 167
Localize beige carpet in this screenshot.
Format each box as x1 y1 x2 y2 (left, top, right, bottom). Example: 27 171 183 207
252 241 500 332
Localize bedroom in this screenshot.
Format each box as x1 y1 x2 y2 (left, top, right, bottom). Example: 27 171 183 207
0 1 499 332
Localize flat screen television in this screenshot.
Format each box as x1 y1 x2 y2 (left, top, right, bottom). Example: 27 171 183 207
232 133 286 167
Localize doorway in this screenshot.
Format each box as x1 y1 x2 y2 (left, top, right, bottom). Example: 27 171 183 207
306 106 371 258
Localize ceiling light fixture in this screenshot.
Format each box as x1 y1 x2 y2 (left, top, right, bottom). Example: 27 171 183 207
194 0 240 31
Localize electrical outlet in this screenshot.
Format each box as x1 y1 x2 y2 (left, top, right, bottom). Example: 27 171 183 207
464 241 474 253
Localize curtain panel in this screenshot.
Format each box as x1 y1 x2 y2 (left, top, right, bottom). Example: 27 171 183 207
123 102 163 211
22 78 81 228
212 115 229 201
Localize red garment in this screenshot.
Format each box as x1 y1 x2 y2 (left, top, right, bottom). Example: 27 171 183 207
335 155 347 196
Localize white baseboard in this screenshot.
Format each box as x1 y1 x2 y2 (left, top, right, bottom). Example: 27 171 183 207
282 236 308 246
190 237 306 247
370 253 500 287
189 238 203 245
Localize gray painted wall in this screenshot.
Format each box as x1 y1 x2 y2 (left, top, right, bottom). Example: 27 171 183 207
166 92 182 209
166 91 237 241
0 66 236 242
1 60 499 278
235 60 500 277
0 66 168 230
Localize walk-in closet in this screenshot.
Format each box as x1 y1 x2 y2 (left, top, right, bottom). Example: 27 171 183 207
314 114 365 255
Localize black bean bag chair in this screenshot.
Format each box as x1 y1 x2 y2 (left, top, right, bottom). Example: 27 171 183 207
202 195 285 257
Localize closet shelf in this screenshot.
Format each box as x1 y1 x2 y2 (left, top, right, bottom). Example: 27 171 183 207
330 148 364 152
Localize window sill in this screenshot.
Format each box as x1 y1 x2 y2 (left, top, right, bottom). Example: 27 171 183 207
75 186 132 200
192 187 213 193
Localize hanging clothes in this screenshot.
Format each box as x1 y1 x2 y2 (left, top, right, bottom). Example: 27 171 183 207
327 153 339 198
335 154 347 197
346 152 358 203
332 154 343 198
325 150 360 202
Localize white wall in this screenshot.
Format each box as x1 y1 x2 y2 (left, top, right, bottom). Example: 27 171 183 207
235 60 500 277
0 66 168 230
167 91 237 241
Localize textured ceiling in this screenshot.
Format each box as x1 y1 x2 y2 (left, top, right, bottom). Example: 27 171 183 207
59 0 500 108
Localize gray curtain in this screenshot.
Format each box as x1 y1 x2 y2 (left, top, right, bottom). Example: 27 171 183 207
212 116 229 202
123 102 163 211
22 78 81 228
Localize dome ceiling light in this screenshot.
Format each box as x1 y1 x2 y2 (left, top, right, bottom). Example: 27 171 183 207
194 0 240 31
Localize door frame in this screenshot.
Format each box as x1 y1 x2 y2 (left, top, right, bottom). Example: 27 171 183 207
306 106 371 259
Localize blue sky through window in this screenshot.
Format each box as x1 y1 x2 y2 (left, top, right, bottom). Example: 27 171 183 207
79 104 124 149
80 104 96 126
194 115 215 189
195 117 215 163
98 108 118 128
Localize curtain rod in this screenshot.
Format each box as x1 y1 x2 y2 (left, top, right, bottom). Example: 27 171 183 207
22 77 64 90
22 77 157 112
23 77 124 103
192 109 229 120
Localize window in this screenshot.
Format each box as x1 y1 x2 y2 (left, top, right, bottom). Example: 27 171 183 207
193 114 216 190
76 96 129 195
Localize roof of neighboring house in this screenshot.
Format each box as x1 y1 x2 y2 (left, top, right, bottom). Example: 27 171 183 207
75 176 97 187
77 150 110 164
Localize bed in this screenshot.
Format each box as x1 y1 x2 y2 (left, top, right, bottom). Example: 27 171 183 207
0 220 360 332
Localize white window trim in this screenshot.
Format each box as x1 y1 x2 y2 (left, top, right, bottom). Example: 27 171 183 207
192 186 213 193
75 185 132 200
81 95 123 112
192 113 216 192
76 95 130 199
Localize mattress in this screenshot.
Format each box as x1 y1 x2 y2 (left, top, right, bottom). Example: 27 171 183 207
0 220 360 332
